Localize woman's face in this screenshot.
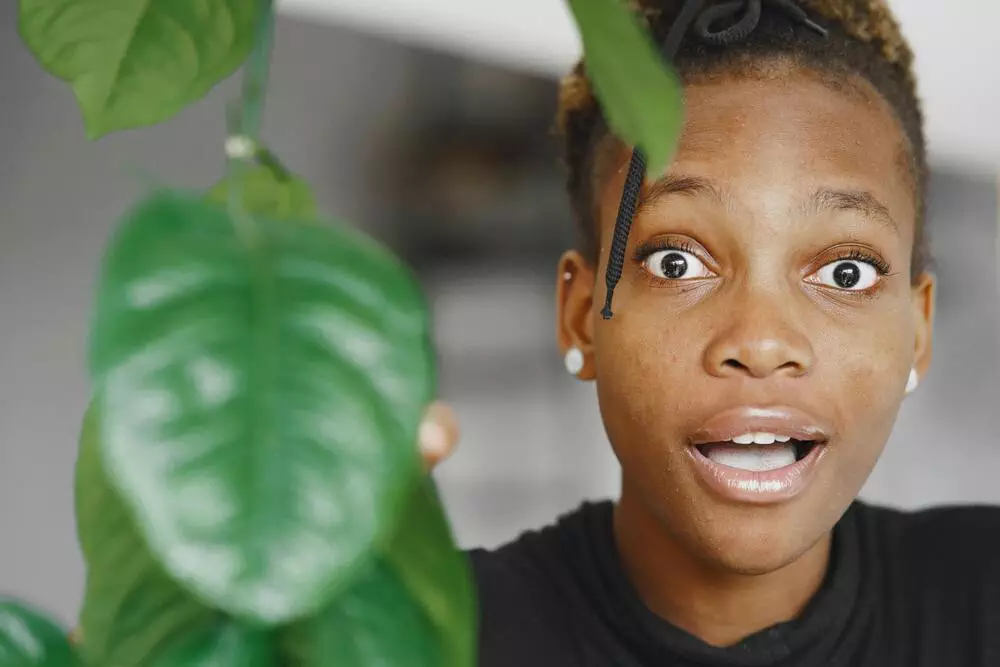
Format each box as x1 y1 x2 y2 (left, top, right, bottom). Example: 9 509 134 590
557 67 935 573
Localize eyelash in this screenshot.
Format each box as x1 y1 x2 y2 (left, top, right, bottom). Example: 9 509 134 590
633 239 700 264
827 248 892 276
632 240 893 282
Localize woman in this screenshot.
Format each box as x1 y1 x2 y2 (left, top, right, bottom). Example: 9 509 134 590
416 0 1000 664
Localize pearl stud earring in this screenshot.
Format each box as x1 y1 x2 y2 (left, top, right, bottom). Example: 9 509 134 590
564 347 584 376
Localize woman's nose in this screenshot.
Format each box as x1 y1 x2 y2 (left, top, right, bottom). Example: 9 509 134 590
702 295 815 380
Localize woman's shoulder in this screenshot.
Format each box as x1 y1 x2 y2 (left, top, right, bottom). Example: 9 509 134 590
466 500 610 605
854 500 1000 586
467 499 611 566
464 501 613 667
858 500 1000 545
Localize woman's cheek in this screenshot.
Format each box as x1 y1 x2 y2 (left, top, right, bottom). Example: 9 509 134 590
819 314 913 428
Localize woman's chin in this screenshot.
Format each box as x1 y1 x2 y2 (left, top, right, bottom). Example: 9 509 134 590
687 511 833 576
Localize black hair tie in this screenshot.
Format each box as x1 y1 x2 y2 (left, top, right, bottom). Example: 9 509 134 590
599 0 828 320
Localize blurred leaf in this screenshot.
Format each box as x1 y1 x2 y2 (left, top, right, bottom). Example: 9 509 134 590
383 481 477 667
18 0 261 138
567 0 684 175
76 404 217 667
207 166 318 220
150 620 271 667
0 598 77 667
282 560 441 667
88 191 436 623
281 481 476 667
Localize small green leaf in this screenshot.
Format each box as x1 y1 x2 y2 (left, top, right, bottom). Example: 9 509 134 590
568 0 684 175
0 598 77 667
150 620 272 667
88 191 436 623
207 166 319 220
281 481 476 667
76 404 217 667
18 0 261 138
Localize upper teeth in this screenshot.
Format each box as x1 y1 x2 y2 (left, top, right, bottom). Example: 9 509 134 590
730 432 791 445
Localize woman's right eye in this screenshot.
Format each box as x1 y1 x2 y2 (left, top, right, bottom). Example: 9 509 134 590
642 249 714 281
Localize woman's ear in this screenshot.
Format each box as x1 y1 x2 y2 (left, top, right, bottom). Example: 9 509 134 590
556 250 598 380
911 272 936 379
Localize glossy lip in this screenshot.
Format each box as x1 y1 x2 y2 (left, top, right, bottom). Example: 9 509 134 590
686 406 832 504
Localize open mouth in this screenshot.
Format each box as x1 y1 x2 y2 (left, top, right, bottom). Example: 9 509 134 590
686 406 832 502
694 434 823 472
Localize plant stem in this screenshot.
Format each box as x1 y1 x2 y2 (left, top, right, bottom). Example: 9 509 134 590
227 0 277 242
239 0 276 145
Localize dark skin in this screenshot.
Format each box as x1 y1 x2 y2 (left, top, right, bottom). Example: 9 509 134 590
556 63 935 646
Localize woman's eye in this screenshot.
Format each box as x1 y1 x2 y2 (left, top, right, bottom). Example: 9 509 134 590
643 249 713 280
809 259 880 291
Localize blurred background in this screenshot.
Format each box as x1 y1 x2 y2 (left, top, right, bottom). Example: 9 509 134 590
1 0 998 624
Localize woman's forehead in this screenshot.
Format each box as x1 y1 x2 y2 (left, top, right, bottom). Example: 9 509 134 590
595 70 917 235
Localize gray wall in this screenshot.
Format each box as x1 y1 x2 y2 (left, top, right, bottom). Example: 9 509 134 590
1 6 997 625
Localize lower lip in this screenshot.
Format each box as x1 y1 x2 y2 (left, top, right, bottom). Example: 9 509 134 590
686 442 827 504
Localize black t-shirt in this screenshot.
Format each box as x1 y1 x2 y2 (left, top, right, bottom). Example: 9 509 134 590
468 500 1000 666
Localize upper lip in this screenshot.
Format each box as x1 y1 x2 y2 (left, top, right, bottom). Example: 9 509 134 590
688 405 831 445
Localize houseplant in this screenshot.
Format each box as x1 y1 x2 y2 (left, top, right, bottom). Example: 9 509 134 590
0 0 681 664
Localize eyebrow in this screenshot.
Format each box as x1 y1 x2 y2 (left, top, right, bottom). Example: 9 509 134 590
636 174 898 233
808 188 899 233
636 174 727 215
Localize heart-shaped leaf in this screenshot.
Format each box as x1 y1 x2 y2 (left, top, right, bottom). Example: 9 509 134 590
18 0 261 138
75 404 217 667
207 166 318 221
280 481 476 667
567 0 684 176
88 191 436 623
0 598 77 667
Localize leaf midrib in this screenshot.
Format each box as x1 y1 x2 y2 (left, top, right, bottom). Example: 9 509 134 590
97 0 154 116
247 237 282 581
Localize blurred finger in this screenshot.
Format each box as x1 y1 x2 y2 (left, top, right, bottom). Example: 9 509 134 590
419 401 459 470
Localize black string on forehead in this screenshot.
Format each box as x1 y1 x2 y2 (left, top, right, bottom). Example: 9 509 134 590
600 0 828 320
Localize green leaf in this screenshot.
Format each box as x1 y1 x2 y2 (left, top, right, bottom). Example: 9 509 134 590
150 620 272 667
282 560 441 667
281 481 476 667
0 598 77 667
75 404 218 667
18 0 262 138
88 191 436 623
567 0 684 176
383 481 476 667
207 166 318 221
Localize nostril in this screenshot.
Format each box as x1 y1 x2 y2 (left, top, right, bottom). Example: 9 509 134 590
723 359 745 370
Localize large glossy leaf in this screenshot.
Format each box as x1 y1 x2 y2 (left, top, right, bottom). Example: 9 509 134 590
75 404 217 667
18 0 261 138
281 481 476 667
0 598 77 667
207 166 318 221
568 0 684 176
88 191 436 623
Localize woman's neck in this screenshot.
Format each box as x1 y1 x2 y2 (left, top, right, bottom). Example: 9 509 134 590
613 490 832 647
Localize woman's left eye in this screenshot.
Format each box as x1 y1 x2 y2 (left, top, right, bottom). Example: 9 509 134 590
808 259 881 291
